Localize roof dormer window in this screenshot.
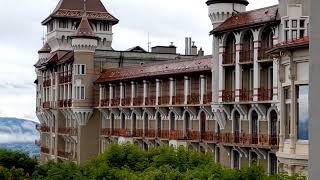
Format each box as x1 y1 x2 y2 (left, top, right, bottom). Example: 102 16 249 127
282 17 309 42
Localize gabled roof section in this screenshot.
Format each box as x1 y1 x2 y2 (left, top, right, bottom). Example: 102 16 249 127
96 56 212 83
42 0 119 25
211 5 279 34
126 46 147 53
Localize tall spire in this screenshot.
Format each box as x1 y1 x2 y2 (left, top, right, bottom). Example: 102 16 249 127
83 0 87 16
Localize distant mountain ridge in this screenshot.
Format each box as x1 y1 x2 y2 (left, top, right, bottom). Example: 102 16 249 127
0 117 39 143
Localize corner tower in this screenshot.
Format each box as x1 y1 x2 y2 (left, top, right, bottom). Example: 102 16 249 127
42 0 118 52
206 0 249 28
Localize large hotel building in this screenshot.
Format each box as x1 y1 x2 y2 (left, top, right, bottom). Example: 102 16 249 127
35 0 310 176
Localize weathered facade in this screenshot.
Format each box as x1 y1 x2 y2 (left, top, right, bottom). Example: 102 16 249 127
35 0 310 176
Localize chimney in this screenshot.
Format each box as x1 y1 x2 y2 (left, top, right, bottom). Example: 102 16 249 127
191 41 197 55
185 37 193 55
198 47 204 56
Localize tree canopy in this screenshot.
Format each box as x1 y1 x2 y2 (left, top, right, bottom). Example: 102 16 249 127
0 145 306 180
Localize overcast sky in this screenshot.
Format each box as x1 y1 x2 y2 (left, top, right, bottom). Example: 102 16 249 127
0 0 278 122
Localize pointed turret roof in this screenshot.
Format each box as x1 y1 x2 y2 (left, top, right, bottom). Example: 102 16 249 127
38 43 51 53
72 1 99 39
42 0 118 25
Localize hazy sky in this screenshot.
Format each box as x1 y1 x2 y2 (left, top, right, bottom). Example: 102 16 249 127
0 0 278 122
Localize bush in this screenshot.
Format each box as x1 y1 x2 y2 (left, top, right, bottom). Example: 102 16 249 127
0 149 37 175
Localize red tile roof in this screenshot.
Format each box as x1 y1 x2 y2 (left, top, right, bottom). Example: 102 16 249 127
211 5 279 34
268 36 309 53
42 0 118 25
34 51 74 68
96 56 212 83
73 15 97 38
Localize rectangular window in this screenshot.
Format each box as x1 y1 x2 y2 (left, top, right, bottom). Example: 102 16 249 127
285 103 291 139
285 20 289 28
297 85 309 140
74 85 85 100
285 30 289 41
300 30 305 38
300 19 305 28
59 20 68 29
292 30 297 40
74 64 86 75
292 20 297 28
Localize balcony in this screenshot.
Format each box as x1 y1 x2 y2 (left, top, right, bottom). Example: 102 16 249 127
169 130 185 140
203 92 212 104
58 150 72 160
133 97 143 106
40 125 50 133
100 99 110 107
42 102 51 109
58 99 72 108
59 75 72 84
223 52 236 65
58 127 77 136
172 94 184 105
40 147 50 154
101 128 112 136
187 94 200 104
43 79 51 87
111 98 120 106
121 97 131 106
217 133 279 149
158 96 170 105
258 48 271 60
239 89 253 102
145 96 156 106
221 90 235 102
240 50 254 63
258 88 273 101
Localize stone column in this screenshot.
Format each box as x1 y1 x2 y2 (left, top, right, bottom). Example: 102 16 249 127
212 36 220 103
289 52 297 154
169 78 175 104
218 41 225 103
99 85 103 106
109 84 113 106
253 29 260 102
143 80 148 105
279 77 285 152
131 81 136 106
120 82 124 105
235 33 242 102
156 79 161 105
200 75 206 104
184 76 190 104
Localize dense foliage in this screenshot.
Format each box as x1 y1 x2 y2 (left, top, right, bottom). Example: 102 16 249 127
0 145 306 180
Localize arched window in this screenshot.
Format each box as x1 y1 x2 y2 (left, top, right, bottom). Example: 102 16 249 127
250 151 258 166
170 112 175 130
184 112 190 132
233 111 240 143
156 113 162 131
144 113 149 131
200 112 206 134
111 114 115 131
233 150 240 170
240 30 254 62
132 113 137 132
251 111 259 144
270 110 278 145
224 33 236 64
121 113 126 129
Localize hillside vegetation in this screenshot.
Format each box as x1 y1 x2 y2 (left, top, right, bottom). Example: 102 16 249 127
0 144 306 180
